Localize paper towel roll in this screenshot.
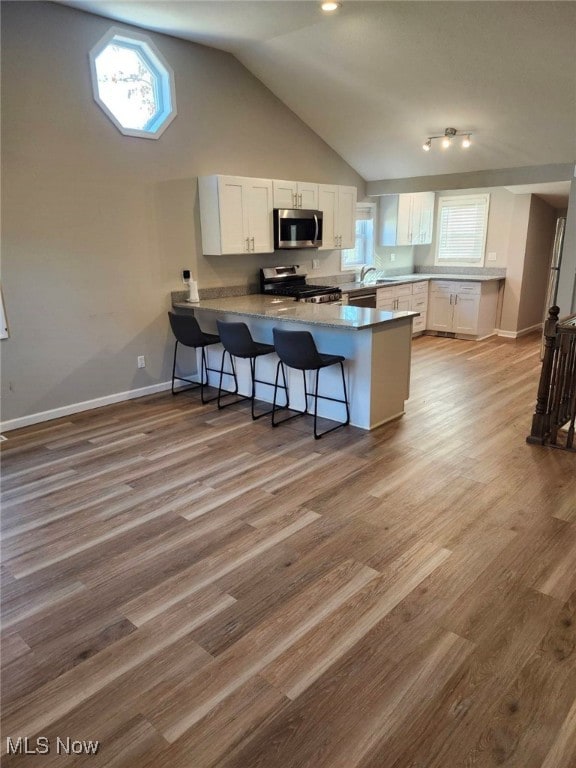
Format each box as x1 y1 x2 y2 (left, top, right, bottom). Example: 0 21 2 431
187 280 200 303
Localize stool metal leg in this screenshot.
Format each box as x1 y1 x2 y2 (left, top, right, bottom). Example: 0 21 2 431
199 347 219 404
271 361 294 427
272 361 350 438
172 340 219 402
171 340 179 395
218 352 282 420
217 349 240 410
312 362 350 439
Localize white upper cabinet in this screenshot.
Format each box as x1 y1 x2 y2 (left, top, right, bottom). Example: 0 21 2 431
378 192 435 246
318 184 357 250
273 180 319 210
199 175 274 255
411 192 435 244
199 175 356 255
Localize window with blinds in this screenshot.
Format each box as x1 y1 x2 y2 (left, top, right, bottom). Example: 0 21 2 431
436 194 490 262
341 204 376 271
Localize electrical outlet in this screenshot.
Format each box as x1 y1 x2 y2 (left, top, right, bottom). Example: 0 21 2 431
390 253 396 262
137 356 146 369
487 252 497 262
312 258 320 270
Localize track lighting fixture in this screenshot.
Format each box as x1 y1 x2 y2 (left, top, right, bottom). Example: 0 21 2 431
422 127 473 151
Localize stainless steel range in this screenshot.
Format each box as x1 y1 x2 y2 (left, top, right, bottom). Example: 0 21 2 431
260 265 341 304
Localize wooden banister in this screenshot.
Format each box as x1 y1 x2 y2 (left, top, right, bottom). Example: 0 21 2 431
527 307 576 451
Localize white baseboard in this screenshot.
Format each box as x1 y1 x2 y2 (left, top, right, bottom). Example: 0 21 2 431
497 322 542 339
1 380 174 433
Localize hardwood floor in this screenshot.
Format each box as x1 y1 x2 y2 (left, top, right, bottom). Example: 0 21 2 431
1 333 575 768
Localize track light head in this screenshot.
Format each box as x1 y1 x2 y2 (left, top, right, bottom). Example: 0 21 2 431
321 1 341 11
422 127 473 152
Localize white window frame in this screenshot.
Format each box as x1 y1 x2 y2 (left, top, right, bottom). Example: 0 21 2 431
341 202 376 272
435 193 490 264
89 27 177 139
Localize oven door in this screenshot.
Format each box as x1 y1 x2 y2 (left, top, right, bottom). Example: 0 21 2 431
274 209 323 249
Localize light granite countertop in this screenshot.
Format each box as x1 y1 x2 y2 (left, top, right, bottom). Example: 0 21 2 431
339 273 505 295
173 295 418 331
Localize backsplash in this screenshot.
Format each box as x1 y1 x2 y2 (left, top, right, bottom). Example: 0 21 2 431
171 283 259 303
415 266 507 276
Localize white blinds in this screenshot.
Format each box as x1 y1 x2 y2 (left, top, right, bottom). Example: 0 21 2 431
437 194 490 261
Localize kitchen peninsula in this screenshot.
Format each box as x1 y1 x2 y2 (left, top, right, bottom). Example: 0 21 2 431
172 295 418 430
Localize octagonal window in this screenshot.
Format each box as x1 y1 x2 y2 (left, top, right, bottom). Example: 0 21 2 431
89 28 177 139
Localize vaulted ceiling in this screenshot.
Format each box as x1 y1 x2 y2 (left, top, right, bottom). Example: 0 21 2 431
59 1 576 184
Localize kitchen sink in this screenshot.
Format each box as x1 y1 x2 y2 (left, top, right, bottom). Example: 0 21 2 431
376 278 401 283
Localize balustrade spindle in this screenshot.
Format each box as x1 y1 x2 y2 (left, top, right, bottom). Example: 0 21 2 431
527 307 576 451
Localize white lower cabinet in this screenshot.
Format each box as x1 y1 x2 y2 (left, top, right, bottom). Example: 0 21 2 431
376 281 428 335
427 281 499 338
410 281 429 334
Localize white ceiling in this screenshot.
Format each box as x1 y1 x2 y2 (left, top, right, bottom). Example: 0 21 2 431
59 0 576 188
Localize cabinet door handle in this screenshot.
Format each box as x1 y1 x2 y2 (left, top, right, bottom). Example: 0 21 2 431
246 237 250 252
454 294 458 304
298 193 302 208
250 237 255 251
449 294 453 305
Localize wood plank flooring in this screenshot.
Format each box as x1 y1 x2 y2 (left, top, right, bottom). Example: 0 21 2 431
1 333 575 768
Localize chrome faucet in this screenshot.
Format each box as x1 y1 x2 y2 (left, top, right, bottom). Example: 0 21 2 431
360 266 376 282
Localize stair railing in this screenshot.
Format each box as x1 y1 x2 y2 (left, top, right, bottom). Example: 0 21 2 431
527 306 576 451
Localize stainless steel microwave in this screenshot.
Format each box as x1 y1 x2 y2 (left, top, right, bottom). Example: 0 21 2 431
274 208 323 249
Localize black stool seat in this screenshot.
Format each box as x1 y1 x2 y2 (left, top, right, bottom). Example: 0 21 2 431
168 312 220 403
216 321 284 420
272 328 350 439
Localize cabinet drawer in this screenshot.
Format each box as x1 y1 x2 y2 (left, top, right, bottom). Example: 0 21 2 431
412 281 429 295
412 313 427 333
377 283 413 299
377 285 398 299
429 280 457 294
430 280 482 295
411 294 428 311
454 281 481 294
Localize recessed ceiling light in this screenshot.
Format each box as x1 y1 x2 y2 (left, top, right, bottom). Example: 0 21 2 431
321 2 342 12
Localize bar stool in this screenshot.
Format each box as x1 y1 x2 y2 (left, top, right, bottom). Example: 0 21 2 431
168 312 220 403
216 320 286 420
271 327 350 439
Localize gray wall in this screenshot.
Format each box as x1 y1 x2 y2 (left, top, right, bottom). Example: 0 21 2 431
1 2 365 425
412 186 515 271
517 196 557 331
556 175 576 316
